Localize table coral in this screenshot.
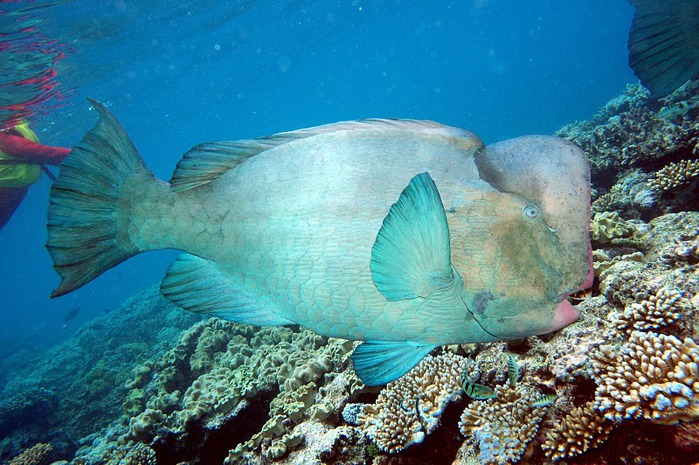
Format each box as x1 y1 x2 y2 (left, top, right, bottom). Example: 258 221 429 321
591 331 699 424
541 400 613 461
347 352 471 453
610 286 689 335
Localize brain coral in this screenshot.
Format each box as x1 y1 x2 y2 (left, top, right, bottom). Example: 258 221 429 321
591 330 699 424
347 352 471 453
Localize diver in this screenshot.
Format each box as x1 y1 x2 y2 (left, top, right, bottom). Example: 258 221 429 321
0 121 71 230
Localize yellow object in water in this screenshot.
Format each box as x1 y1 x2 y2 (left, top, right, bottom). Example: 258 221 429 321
0 121 41 188
47 101 593 386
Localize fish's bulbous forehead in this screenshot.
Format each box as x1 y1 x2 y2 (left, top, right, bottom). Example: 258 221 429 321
474 135 592 294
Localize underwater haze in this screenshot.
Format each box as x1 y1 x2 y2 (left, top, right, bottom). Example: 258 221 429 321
18 1 699 464
0 0 635 352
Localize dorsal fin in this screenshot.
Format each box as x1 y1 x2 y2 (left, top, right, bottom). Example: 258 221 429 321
169 119 480 192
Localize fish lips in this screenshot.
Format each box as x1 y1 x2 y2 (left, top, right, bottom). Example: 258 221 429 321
549 297 580 332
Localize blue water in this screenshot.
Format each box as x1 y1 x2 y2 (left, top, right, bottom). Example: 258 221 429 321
0 0 635 352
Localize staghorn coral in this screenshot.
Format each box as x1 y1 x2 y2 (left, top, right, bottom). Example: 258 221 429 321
648 159 699 192
591 331 699 424
610 286 690 335
458 380 547 465
7 443 53 465
541 401 613 461
347 352 472 453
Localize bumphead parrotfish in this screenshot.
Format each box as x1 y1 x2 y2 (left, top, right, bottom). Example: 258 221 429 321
47 101 593 386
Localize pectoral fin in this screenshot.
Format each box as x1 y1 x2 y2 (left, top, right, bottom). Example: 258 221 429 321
351 341 436 386
370 172 454 301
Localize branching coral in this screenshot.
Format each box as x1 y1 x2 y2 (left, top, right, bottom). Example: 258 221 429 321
541 401 613 461
105 443 156 465
610 286 689 334
648 159 699 192
591 331 699 424
346 352 471 453
7 443 53 465
458 381 547 465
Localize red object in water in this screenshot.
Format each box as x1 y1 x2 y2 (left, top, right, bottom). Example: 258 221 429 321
0 131 70 166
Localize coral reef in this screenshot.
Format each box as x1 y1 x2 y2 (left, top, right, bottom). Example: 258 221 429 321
7 443 53 465
345 352 472 453
0 286 201 462
541 401 613 461
591 331 699 424
458 379 548 465
2 84 699 465
558 83 699 218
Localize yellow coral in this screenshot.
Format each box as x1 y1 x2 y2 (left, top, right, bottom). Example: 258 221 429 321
591 331 699 424
648 159 699 192
542 401 613 461
351 352 471 453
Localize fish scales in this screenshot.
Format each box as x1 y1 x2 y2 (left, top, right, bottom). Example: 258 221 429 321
47 102 592 385
125 127 479 340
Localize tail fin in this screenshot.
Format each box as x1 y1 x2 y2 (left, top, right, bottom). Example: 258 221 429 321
628 0 699 97
47 100 155 297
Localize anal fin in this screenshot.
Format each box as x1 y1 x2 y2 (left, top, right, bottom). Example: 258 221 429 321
351 341 436 386
161 253 293 326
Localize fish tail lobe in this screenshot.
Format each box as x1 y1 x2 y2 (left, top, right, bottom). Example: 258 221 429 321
47 100 162 297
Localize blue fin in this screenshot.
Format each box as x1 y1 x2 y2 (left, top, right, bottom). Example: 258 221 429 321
161 254 293 326
371 172 453 301
351 341 436 386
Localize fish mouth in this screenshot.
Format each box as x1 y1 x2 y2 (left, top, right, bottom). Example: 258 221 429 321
462 291 581 341
548 299 579 332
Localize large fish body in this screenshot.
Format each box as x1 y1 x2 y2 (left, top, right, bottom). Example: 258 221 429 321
48 102 592 385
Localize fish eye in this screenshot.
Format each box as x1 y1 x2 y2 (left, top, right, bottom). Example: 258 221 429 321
522 204 540 221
